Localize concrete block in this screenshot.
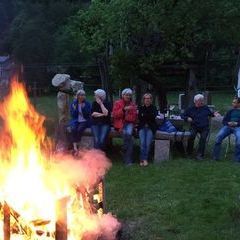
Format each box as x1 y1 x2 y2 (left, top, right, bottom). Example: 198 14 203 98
79 136 94 149
154 139 170 163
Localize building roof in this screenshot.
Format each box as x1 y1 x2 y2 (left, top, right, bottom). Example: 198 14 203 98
0 56 10 63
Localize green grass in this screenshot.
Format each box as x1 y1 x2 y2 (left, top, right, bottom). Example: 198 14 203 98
33 91 240 239
32 95 57 120
105 158 240 240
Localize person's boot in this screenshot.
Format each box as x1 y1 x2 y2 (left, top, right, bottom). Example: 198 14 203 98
196 154 203 161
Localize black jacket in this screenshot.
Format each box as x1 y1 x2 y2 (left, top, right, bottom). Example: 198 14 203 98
91 101 112 125
138 105 158 133
182 105 214 129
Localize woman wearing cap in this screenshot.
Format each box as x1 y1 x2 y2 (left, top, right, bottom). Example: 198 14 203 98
138 93 158 166
112 88 137 165
91 89 112 150
68 89 91 154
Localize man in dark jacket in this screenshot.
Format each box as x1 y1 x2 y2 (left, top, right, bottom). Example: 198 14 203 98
213 97 240 161
182 94 218 160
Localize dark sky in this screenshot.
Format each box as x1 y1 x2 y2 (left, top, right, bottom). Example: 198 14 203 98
0 0 15 52
0 0 15 30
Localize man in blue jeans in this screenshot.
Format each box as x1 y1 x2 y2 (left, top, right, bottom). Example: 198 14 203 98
213 97 240 161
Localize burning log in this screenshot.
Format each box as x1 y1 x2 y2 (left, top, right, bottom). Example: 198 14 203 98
3 202 10 240
97 179 105 214
1 202 35 238
76 186 97 215
55 197 68 240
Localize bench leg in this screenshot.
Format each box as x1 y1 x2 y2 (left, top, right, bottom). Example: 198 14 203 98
182 138 188 156
154 140 170 163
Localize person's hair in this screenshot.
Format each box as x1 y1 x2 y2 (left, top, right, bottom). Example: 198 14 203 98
121 88 133 97
94 89 106 101
142 93 152 104
76 89 86 97
194 94 204 103
234 97 240 103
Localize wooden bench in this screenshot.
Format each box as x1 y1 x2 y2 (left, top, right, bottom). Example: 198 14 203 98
80 128 191 162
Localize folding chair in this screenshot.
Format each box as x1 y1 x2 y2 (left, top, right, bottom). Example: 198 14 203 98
224 134 233 159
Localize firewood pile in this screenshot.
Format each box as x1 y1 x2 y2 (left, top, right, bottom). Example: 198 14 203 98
0 180 104 240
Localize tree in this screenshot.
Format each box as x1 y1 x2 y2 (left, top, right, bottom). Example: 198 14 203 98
57 0 240 86
2 0 89 86
4 0 240 95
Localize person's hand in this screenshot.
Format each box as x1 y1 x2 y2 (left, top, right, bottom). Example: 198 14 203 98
213 111 221 117
233 122 238 127
80 102 85 108
228 121 238 127
124 105 133 111
92 112 103 117
72 103 77 110
96 97 102 105
187 117 193 122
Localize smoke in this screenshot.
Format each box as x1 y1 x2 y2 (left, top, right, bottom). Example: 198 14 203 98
51 150 121 240
52 149 112 189
100 213 121 240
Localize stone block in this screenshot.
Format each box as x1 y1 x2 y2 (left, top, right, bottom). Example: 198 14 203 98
154 139 170 163
79 136 94 149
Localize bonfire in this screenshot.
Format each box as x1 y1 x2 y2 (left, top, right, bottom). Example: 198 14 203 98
0 78 120 240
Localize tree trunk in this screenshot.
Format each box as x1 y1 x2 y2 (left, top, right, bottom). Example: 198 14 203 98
185 68 197 108
97 55 113 104
156 85 168 113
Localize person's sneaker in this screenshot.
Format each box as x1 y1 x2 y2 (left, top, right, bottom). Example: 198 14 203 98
196 155 203 161
125 163 133 167
143 160 148 167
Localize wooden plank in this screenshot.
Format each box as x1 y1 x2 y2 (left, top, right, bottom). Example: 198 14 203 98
3 203 10 240
55 198 68 240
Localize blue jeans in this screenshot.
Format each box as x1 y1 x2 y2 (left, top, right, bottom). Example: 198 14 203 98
70 121 88 143
91 124 110 150
122 123 134 164
213 126 240 161
139 127 153 161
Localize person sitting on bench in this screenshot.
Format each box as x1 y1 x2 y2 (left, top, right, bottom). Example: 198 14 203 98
68 90 91 154
213 97 240 162
91 89 112 151
112 88 137 166
182 94 218 160
138 93 158 167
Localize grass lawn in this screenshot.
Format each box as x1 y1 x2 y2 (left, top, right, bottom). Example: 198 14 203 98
33 91 240 239
105 156 240 240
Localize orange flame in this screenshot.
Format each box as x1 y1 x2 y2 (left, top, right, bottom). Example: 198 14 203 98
0 77 120 239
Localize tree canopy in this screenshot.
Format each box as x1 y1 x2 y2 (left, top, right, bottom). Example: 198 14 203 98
1 0 240 88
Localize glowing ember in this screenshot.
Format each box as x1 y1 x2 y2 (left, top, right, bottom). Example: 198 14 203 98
0 77 120 239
